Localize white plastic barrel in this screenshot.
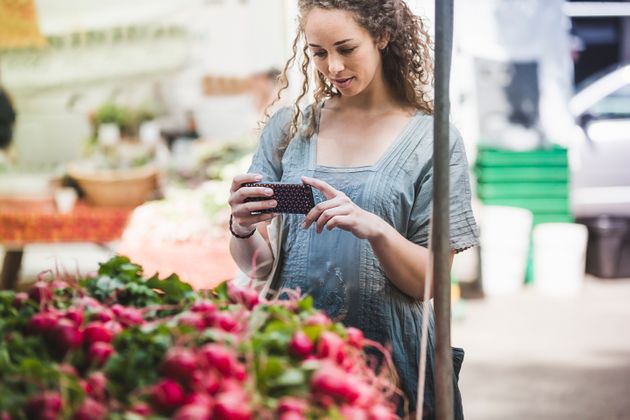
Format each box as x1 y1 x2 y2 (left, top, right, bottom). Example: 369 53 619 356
480 206 533 296
533 223 588 297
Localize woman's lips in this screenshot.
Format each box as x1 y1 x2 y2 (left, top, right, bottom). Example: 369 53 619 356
332 77 354 89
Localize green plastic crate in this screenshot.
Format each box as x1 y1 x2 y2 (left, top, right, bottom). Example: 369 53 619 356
475 166 568 183
476 182 568 199
476 145 568 167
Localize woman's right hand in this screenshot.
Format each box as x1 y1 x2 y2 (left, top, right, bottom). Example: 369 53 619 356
228 173 278 236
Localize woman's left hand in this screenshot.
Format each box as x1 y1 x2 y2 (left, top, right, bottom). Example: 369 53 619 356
301 176 383 240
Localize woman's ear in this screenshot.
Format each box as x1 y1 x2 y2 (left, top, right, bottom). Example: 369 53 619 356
377 33 390 50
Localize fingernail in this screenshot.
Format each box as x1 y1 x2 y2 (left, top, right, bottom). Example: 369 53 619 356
265 189 274 195
255 175 262 181
302 222 307 229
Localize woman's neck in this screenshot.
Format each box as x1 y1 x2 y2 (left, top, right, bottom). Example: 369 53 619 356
331 68 403 114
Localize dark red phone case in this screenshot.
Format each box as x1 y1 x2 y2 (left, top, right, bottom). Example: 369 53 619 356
242 182 315 214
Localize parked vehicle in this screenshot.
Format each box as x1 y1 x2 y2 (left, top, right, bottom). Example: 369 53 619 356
569 62 630 217
569 63 630 278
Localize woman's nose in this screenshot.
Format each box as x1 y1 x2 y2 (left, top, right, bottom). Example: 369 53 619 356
328 55 344 74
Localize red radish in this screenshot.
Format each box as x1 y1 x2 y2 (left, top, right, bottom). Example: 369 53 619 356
305 312 331 327
289 331 313 359
50 279 69 290
213 312 238 332
344 378 376 407
191 300 217 315
240 288 259 310
346 327 364 348
73 398 106 420
311 365 345 396
27 312 58 334
184 393 213 406
75 296 100 308
279 413 306 420
177 312 205 331
232 362 247 382
174 403 212 420
28 281 52 303
88 342 114 367
49 318 83 353
12 292 29 309
277 397 308 415
368 404 397 420
58 363 78 377
227 282 243 304
86 372 107 401
24 391 62 419
317 331 346 364
161 347 198 382
310 364 363 403
213 391 251 420
220 379 242 392
115 307 144 327
63 309 84 327
83 322 114 345
151 379 186 414
111 304 125 316
79 379 89 395
130 402 152 416
103 320 123 335
340 405 369 420
227 283 259 310
199 344 235 376
91 308 114 323
190 370 221 394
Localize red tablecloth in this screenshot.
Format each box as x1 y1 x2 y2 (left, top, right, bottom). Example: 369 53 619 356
0 200 131 246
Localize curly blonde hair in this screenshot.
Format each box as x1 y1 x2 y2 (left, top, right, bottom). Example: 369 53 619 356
266 0 434 155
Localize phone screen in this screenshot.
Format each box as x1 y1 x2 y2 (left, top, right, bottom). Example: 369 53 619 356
242 182 315 214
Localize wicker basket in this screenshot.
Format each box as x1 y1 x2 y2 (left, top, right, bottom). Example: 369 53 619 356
68 164 159 207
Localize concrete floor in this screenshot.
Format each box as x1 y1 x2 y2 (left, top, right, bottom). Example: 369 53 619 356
453 277 630 420
3 246 630 419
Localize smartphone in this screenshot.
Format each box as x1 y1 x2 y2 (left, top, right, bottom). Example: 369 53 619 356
242 182 315 214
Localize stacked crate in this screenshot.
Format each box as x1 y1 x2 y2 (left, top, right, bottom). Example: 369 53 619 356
474 145 572 282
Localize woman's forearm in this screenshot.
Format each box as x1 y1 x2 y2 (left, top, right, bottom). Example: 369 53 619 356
368 216 452 301
229 227 275 278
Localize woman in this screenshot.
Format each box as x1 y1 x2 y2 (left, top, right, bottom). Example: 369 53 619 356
228 1 479 417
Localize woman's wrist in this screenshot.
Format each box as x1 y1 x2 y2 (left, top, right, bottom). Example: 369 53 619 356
229 215 256 239
366 213 389 244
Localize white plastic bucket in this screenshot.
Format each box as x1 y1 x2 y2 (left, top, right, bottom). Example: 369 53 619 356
480 206 533 296
533 223 588 297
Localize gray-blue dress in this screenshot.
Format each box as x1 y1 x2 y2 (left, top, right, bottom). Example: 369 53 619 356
248 104 479 418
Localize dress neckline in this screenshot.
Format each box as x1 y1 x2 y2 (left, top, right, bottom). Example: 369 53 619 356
308 100 420 172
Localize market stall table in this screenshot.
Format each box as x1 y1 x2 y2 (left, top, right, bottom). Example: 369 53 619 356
0 200 131 290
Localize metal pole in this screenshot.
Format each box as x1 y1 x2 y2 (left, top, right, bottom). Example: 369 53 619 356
433 0 454 419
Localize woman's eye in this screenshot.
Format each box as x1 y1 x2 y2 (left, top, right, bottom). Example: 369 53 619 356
339 47 356 55
313 50 327 58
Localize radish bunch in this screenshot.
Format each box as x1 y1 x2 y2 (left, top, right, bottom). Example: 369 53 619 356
0 256 400 419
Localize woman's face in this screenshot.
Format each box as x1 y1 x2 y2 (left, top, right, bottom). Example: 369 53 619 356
304 7 385 97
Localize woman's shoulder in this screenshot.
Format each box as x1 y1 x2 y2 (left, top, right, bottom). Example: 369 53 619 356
265 106 294 127
407 114 465 145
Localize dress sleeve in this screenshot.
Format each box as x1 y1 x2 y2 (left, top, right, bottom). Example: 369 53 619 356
247 107 293 182
408 126 480 253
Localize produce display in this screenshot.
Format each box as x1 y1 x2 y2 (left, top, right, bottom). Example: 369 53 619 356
0 257 401 419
